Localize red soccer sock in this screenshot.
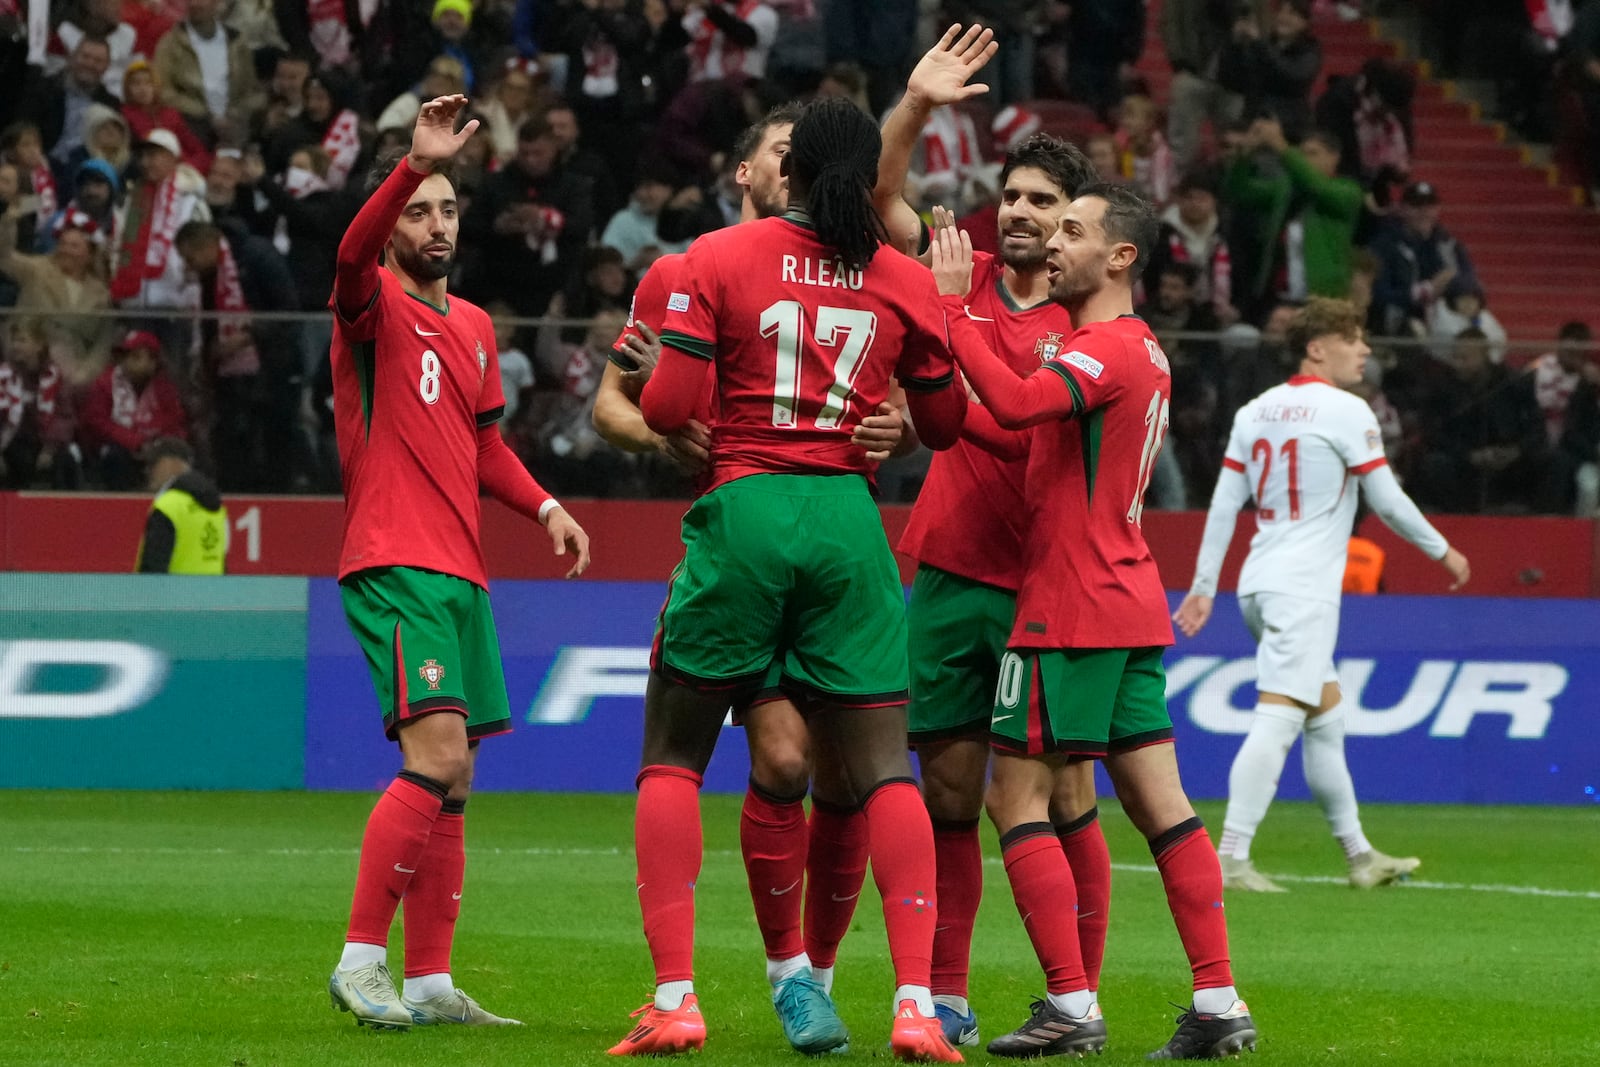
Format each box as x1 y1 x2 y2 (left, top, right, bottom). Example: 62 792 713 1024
1057 808 1111 992
862 779 938 988
740 781 809 963
636 765 704 985
346 772 445 947
802 799 867 969
1000 823 1088 994
930 818 983 998
402 805 465 979
1151 817 1234 992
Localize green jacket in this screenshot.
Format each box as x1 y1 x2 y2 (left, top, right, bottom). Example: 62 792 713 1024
1224 147 1363 303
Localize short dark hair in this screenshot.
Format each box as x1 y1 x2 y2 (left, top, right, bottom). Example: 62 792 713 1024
364 145 455 196
1159 261 1200 288
144 436 194 467
733 103 803 166
1076 182 1159 279
173 219 220 250
999 133 1095 200
1559 321 1593 343
517 115 554 143
1454 326 1489 343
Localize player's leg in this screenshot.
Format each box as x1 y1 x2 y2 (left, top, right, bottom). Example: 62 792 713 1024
331 568 476 1029
1049 760 1110 999
401 580 519 1025
803 731 866 993
983 650 1106 1059
740 694 850 1055
1217 593 1313 891
1101 648 1256 1060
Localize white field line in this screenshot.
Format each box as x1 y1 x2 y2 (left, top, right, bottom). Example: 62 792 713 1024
8 844 1599 901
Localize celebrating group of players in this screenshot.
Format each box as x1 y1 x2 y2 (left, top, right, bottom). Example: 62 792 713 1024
318 21 1471 1064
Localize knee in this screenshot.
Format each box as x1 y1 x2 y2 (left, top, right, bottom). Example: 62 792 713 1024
748 723 812 798
984 773 1045 837
919 748 987 822
406 749 472 794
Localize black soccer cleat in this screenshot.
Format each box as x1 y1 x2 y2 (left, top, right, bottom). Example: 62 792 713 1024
1147 1000 1257 1060
986 997 1107 1058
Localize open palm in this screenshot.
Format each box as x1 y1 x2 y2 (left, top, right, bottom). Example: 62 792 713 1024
908 24 999 106
412 94 479 166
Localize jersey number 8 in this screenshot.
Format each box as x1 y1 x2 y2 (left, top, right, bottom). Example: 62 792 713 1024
420 350 441 405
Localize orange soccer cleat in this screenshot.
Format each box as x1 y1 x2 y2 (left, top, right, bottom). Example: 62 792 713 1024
891 999 965 1063
607 993 707 1056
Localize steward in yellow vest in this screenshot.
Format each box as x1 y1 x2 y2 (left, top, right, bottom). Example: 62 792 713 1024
136 437 227 574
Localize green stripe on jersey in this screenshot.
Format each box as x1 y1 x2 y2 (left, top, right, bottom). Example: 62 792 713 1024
1040 360 1086 414
355 339 376 440
661 330 715 361
1080 407 1104 507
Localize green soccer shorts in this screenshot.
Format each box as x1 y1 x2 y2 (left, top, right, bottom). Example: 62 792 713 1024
340 566 512 741
906 564 1018 744
990 645 1173 758
652 473 910 708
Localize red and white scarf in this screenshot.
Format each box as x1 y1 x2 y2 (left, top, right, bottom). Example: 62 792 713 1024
0 359 60 450
110 175 181 300
320 107 361 189
1527 0 1574 49
686 0 763 81
1355 101 1409 179
306 0 352 67
1533 352 1580 445
213 235 260 377
31 162 58 220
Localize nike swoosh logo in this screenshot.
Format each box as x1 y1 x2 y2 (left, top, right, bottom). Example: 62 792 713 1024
394 864 416 874
830 891 860 902
992 714 1015 724
770 879 800 896
414 324 442 337
964 308 996 322
451 892 462 900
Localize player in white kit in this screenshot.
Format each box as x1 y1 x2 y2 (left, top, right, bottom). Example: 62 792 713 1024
1173 298 1471 892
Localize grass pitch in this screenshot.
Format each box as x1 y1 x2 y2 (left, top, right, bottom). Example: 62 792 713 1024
2 791 1596 1066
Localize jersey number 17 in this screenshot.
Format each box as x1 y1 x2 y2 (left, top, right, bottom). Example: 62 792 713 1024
759 300 877 430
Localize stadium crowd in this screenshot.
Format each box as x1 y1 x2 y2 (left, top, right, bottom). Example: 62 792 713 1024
0 0 1595 515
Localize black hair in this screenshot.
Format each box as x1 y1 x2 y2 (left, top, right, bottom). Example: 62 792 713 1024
363 145 455 196
1075 181 1159 279
517 115 554 143
999 132 1095 199
786 97 888 273
144 436 194 466
1159 260 1201 287
733 102 803 166
1559 321 1593 343
173 219 220 250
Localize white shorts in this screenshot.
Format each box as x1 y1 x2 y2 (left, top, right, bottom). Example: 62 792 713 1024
1238 592 1340 708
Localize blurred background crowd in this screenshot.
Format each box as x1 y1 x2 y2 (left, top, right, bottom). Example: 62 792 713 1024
0 0 1597 516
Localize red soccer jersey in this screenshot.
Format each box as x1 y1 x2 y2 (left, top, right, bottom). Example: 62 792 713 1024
1012 315 1174 649
331 268 507 587
613 252 720 429
898 251 1074 591
658 213 956 490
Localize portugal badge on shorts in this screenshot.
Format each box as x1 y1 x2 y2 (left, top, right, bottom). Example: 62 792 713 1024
419 659 446 691
475 339 487 382
1035 331 1065 364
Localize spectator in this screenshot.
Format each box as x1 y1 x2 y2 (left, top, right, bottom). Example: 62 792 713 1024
542 244 633 351
221 0 287 72
400 0 485 93
375 56 466 136
1528 321 1600 514
1428 278 1507 364
1347 245 1382 334
67 104 134 182
203 148 274 234
121 59 215 173
38 158 121 255
535 308 637 495
1346 353 1405 465
1063 0 1148 118
941 2 1036 107
1085 130 1123 185
1313 57 1414 186
80 328 188 490
265 70 365 187
910 102 985 211
465 115 595 316
135 435 228 574
1411 328 1549 513
1218 0 1322 140
1162 0 1255 169
1148 168 1238 325
487 301 534 432
1112 93 1176 205
545 0 668 171
546 102 624 224
0 124 51 252
816 60 873 113
250 51 310 145
58 0 140 99
1370 179 1478 338
1571 0 1600 204
0 317 79 489
682 0 780 83
152 0 265 144
20 36 119 181
173 218 302 492
601 165 689 270
1225 120 1361 316
655 151 744 244
822 0 916 114
110 128 211 311
0 197 114 388
123 0 182 59
480 59 545 166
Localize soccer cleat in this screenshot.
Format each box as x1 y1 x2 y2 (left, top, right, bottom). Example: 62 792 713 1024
986 998 1106 1058
890 999 964 1063
1348 849 1420 889
1220 857 1288 894
772 972 850 1055
328 960 413 1030
403 987 522 1026
1147 1000 1257 1060
607 993 707 1056
934 1002 980 1048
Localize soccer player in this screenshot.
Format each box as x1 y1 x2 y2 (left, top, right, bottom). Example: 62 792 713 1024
1173 297 1471 893
325 95 590 1029
929 187 1257 1060
874 26 1110 1049
593 105 899 1056
610 96 969 1062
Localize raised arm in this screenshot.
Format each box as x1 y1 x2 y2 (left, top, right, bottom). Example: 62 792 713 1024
873 24 997 257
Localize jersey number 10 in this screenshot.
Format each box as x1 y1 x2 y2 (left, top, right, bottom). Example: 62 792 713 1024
759 300 878 430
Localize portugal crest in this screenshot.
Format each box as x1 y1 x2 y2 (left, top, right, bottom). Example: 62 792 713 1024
476 339 487 382
1035 331 1065 364
419 659 446 691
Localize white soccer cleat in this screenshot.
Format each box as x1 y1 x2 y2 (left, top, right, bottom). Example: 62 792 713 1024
1349 849 1420 889
329 960 413 1029
402 987 523 1026
1221 855 1289 893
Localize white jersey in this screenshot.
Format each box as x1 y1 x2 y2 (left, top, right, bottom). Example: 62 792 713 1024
1222 376 1390 604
